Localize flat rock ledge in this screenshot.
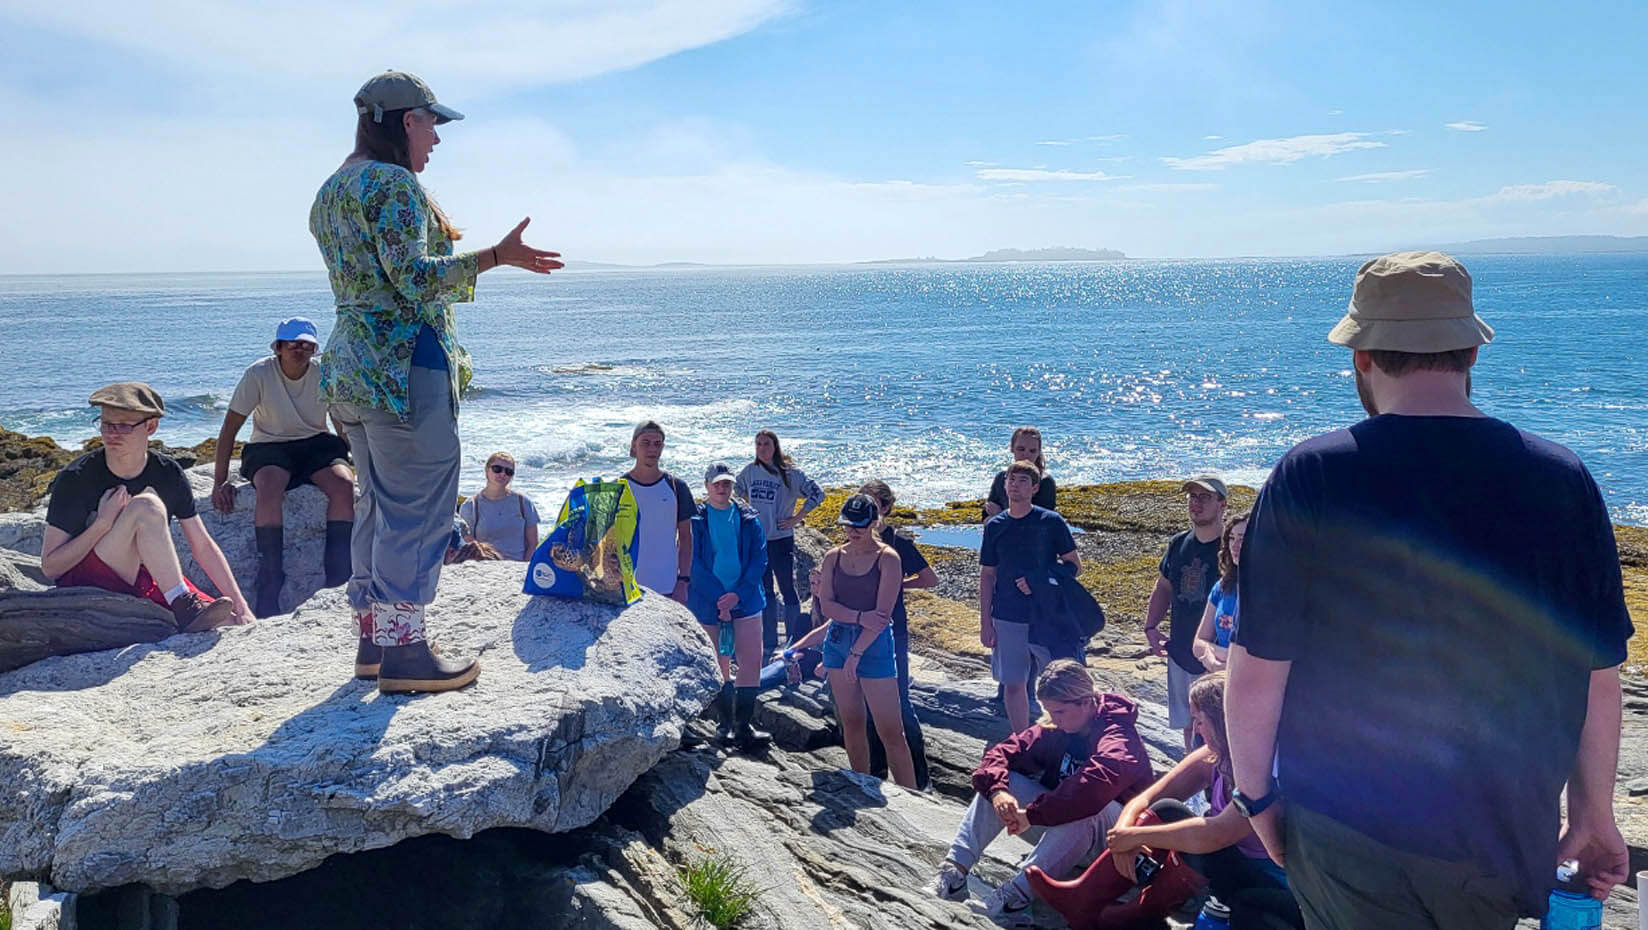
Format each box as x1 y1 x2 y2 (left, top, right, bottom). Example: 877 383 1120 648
0 561 722 896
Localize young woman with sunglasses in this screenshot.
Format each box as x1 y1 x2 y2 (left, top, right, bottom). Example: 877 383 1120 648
457 451 540 561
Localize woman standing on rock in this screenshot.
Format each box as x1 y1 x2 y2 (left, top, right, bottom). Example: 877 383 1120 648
311 71 562 693
734 429 825 655
982 427 1057 519
790 494 916 788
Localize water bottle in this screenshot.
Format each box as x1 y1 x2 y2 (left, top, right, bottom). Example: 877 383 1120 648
783 649 803 686
1542 860 1602 930
1193 897 1231 930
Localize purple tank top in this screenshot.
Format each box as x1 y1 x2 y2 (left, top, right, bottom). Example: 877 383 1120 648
831 552 883 616
1210 768 1271 860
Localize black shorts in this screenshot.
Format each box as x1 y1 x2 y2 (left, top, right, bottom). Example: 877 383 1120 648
240 433 351 489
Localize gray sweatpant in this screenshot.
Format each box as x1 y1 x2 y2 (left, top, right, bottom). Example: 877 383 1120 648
331 363 461 621
947 771 1122 897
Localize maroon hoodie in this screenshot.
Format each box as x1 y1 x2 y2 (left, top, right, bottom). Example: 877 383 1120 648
971 692 1154 827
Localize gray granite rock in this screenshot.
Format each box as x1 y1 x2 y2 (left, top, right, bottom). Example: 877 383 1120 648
0 587 178 672
6 881 78 930
0 562 721 895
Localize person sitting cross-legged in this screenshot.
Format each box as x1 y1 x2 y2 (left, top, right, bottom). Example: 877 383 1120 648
41 382 249 632
928 659 1153 928
211 315 355 617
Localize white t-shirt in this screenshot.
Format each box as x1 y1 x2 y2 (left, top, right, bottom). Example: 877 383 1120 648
228 356 330 444
459 491 542 561
624 470 696 594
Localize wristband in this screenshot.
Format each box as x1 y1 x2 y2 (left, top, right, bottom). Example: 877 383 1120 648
850 649 864 658
676 575 690 583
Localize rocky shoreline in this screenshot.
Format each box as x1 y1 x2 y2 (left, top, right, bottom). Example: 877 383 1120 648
2 426 1646 929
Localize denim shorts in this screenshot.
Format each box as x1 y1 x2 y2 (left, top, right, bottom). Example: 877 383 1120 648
819 621 897 679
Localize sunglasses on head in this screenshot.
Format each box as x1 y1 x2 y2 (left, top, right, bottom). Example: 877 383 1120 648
490 464 514 476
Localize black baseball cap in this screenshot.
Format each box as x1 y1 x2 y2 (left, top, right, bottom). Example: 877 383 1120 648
837 494 879 528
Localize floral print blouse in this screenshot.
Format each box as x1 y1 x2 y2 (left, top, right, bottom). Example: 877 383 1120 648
310 160 479 418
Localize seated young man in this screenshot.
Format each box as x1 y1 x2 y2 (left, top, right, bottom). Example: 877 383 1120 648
211 316 355 618
41 382 248 632
929 659 1154 928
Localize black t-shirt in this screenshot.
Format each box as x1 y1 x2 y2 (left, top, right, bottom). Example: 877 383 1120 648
880 526 930 627
1234 415 1633 916
1159 529 1219 674
46 450 197 535
984 471 1057 520
979 505 1077 624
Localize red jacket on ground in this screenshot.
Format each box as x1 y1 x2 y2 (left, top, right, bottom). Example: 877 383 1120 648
971 692 1154 827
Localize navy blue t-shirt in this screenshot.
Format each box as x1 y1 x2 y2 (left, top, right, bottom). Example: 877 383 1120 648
880 526 929 627
1235 415 1633 916
979 505 1077 624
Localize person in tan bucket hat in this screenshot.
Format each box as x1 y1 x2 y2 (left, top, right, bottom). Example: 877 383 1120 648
1223 251 1633 928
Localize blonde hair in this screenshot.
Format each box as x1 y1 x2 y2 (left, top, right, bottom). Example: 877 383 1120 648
1034 659 1097 728
1188 671 1231 780
485 451 516 469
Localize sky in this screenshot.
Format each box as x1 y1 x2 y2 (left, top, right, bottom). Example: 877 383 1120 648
3 0 1646 272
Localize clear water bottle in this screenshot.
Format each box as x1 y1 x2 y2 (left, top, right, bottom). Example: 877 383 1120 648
783 649 803 686
1542 859 1602 930
1193 897 1231 930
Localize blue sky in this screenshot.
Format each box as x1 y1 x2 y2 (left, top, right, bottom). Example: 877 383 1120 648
3 0 1645 271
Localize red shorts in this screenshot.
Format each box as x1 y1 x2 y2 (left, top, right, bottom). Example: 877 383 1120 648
57 550 202 608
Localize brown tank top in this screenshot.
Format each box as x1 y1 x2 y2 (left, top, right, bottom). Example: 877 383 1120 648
831 551 883 616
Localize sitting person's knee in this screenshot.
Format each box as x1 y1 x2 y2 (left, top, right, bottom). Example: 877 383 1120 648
126 489 168 518
252 468 287 492
1149 797 1195 823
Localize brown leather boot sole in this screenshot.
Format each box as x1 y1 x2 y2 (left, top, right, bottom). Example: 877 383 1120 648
181 597 237 634
354 640 382 680
378 661 481 694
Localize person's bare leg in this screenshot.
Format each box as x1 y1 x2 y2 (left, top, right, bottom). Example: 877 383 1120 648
312 463 356 522
863 677 917 788
92 490 185 592
1003 681 1031 733
733 615 762 687
830 670 871 773
251 466 290 528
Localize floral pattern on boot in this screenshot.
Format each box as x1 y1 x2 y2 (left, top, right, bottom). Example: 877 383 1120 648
354 605 374 640
372 601 427 646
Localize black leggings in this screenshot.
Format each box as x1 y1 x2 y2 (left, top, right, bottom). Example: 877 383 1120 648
761 536 801 649
1151 799 1304 930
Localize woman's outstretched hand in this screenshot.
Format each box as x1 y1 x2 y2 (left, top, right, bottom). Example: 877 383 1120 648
494 218 564 274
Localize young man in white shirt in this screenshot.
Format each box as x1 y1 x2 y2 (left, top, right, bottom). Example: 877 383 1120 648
621 421 693 603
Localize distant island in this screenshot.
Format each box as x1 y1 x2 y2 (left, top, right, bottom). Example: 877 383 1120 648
864 247 1127 264
1432 235 1648 255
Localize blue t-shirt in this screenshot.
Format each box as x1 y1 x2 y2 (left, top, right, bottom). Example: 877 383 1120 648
979 505 1077 624
410 323 448 370
707 503 742 591
1207 579 1239 648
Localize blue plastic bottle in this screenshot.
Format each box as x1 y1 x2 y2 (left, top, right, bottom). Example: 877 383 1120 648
1193 897 1231 930
1542 860 1602 930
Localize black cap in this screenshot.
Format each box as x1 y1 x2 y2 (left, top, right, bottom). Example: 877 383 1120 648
837 494 879 528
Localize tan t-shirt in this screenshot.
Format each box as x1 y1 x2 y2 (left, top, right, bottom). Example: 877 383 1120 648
228 356 330 443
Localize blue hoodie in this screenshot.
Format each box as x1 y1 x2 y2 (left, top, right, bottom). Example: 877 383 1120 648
687 500 768 624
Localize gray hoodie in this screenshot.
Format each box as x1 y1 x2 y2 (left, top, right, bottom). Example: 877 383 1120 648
734 461 825 541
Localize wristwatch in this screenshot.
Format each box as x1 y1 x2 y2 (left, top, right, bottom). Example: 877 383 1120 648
1231 782 1281 818
676 575 690 584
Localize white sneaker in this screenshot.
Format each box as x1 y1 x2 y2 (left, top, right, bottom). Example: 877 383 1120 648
928 860 969 902
983 881 1035 928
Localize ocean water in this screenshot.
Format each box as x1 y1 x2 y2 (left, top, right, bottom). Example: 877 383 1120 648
2 255 1645 524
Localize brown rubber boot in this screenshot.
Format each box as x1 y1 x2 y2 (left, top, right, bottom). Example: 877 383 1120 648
377 643 480 694
172 592 236 633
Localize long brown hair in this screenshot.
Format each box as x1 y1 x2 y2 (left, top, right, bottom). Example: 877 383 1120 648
1189 671 1231 781
1010 426 1046 471
352 109 462 242
1218 510 1250 592
754 429 794 489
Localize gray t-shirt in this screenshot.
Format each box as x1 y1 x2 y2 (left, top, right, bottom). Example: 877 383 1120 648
458 491 541 561
734 462 824 540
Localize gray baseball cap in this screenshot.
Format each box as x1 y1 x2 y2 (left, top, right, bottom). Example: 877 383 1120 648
354 71 464 124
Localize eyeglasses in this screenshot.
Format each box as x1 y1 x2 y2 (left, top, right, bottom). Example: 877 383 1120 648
94 416 155 435
490 464 514 476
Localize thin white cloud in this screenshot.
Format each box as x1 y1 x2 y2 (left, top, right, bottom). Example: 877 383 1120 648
1120 182 1218 192
1337 169 1431 183
1202 135 1224 141
976 168 1127 182
1327 109 1344 116
1446 121 1488 132
1162 132 1387 170
1486 180 1614 202
4 0 792 87
964 160 999 167
1035 141 1073 146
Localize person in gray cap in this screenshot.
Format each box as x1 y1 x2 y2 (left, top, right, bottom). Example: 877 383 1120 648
686 462 770 752
39 382 248 633
1142 473 1227 751
1226 252 1633 927
211 316 356 619
310 71 565 693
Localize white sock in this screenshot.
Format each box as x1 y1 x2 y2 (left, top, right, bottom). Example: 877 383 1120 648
163 583 191 604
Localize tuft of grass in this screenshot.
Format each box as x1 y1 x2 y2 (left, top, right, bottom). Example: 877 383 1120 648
680 851 761 929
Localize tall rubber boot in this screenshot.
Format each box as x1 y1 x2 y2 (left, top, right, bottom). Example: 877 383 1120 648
733 686 771 753
323 520 353 588
1025 850 1139 929
253 525 284 618
1089 852 1205 930
353 605 381 679
715 682 736 744
373 601 480 695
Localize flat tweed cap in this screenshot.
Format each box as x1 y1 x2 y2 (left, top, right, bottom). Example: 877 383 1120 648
89 382 166 417
1327 251 1495 353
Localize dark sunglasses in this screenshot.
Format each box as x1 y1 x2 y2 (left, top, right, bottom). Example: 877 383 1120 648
490 464 514 476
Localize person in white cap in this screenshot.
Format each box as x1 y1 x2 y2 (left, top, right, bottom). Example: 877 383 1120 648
211 316 356 619
1226 252 1633 928
309 71 564 693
